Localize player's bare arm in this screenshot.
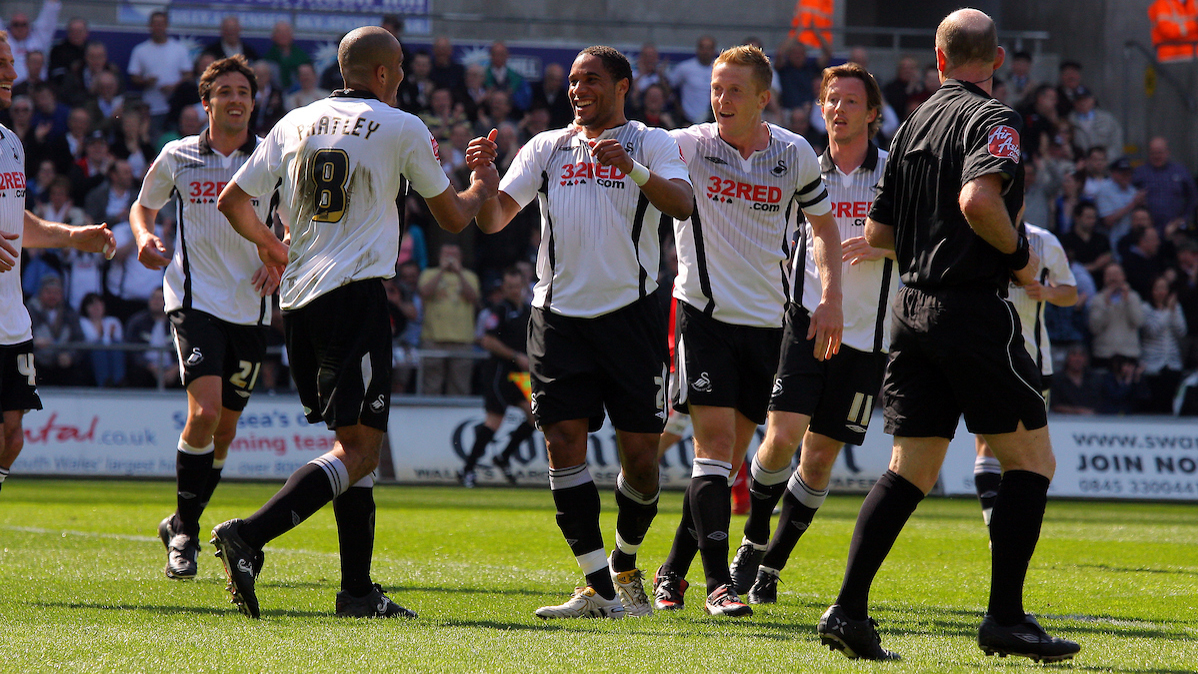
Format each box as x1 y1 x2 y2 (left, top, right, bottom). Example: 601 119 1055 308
14 210 114 259
864 216 895 250
423 162 500 234
1023 282 1078 307
589 138 693 219
959 172 1039 285
806 210 843 361
842 235 897 265
480 334 529 371
129 203 172 270
474 191 523 234
218 181 289 267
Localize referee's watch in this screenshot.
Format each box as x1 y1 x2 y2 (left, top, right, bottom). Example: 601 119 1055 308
1004 234 1030 270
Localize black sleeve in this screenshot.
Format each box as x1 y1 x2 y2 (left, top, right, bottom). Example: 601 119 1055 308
961 104 1023 191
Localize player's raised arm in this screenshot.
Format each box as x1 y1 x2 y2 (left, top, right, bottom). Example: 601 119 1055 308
589 138 693 219
423 161 500 234
20 210 114 256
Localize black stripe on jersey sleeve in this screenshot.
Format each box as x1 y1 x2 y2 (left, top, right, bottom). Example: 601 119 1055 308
798 188 829 209
793 203 808 304
779 202 793 303
631 193 650 298
174 188 192 309
1033 267 1048 371
873 258 894 353
541 170 555 309
797 175 823 197
689 198 716 316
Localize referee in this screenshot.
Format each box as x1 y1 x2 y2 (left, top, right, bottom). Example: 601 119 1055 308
815 9 1080 663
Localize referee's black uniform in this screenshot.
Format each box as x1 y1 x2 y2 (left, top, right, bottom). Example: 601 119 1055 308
874 79 1045 438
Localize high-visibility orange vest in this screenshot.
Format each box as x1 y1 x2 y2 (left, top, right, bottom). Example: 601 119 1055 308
791 0 834 50
1149 0 1198 62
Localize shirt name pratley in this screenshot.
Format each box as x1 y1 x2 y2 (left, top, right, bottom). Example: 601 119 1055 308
296 115 381 140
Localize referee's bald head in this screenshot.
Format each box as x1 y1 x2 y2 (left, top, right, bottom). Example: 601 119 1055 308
338 26 402 88
935 8 998 69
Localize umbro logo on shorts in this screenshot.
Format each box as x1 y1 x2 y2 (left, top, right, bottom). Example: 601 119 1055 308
186 348 203 366
692 372 713 393
706 531 728 541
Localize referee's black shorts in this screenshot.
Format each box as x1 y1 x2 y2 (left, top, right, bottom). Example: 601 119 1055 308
284 278 393 432
882 285 1046 439
528 294 667 434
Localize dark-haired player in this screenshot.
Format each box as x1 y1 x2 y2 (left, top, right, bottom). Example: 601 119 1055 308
131 54 280 581
212 26 498 619
475 45 693 619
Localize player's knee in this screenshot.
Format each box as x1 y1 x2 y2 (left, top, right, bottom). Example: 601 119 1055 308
3 428 23 458
212 425 237 449
188 404 221 433
762 424 804 461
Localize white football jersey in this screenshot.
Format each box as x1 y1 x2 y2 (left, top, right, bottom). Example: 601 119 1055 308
138 131 276 325
1005 223 1075 375
500 120 690 318
0 124 30 345
232 91 450 310
672 123 831 328
798 143 896 353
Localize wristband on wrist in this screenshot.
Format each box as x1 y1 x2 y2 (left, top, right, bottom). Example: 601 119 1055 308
628 161 650 186
1005 234 1030 270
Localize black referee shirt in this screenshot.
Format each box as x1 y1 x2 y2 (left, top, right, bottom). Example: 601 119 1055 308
482 298 532 370
869 79 1025 291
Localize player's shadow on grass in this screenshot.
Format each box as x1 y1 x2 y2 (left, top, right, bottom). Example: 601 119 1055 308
1072 563 1198 577
31 600 331 618
436 617 811 640
388 584 551 597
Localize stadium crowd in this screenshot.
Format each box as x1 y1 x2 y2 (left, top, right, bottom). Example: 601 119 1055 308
7 2 1198 413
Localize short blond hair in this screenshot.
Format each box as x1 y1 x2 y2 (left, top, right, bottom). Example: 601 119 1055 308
713 44 773 94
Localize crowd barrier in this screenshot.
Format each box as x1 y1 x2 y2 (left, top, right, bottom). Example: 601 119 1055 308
13 390 1198 502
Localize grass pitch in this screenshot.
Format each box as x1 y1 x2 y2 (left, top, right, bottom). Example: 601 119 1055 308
0 480 1195 673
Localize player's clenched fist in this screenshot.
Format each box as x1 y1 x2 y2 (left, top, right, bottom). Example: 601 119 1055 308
588 138 633 174
466 128 499 170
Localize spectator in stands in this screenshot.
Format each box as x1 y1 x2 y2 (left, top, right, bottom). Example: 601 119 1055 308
264 21 310 90
168 53 216 130
156 103 204 151
481 89 517 130
429 36 465 92
493 121 521 174
128 11 194 136
21 242 62 302
14 50 46 98
202 16 259 62
883 56 919 121
6 95 46 173
483 41 531 113
1122 225 1170 299
419 243 480 396
518 106 550 144
634 83 679 131
1055 60 1085 118
44 106 90 175
902 64 940 115
1116 206 1155 262
84 158 136 227
85 71 123 131
1070 88 1123 160
530 63 572 128
458 64 488 121
1020 84 1058 158
49 16 88 86
30 82 69 140
1079 145 1112 200
670 34 717 124
1024 158 1054 230
1062 201 1112 283
421 87 466 144
441 122 472 188
1 0 60 84
1098 354 1151 415
76 41 122 97
111 106 155 180
78 292 125 387
1141 274 1187 413
1005 50 1040 108
1171 238 1198 367
26 158 58 208
776 38 825 112
1089 262 1146 369
398 51 434 115
393 260 424 392
1051 171 1082 234
1133 136 1198 235
124 287 178 387
70 131 115 205
632 42 667 110
1051 345 1101 414
33 178 87 307
1096 157 1145 253
251 60 286 135
286 63 328 111
28 274 86 385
